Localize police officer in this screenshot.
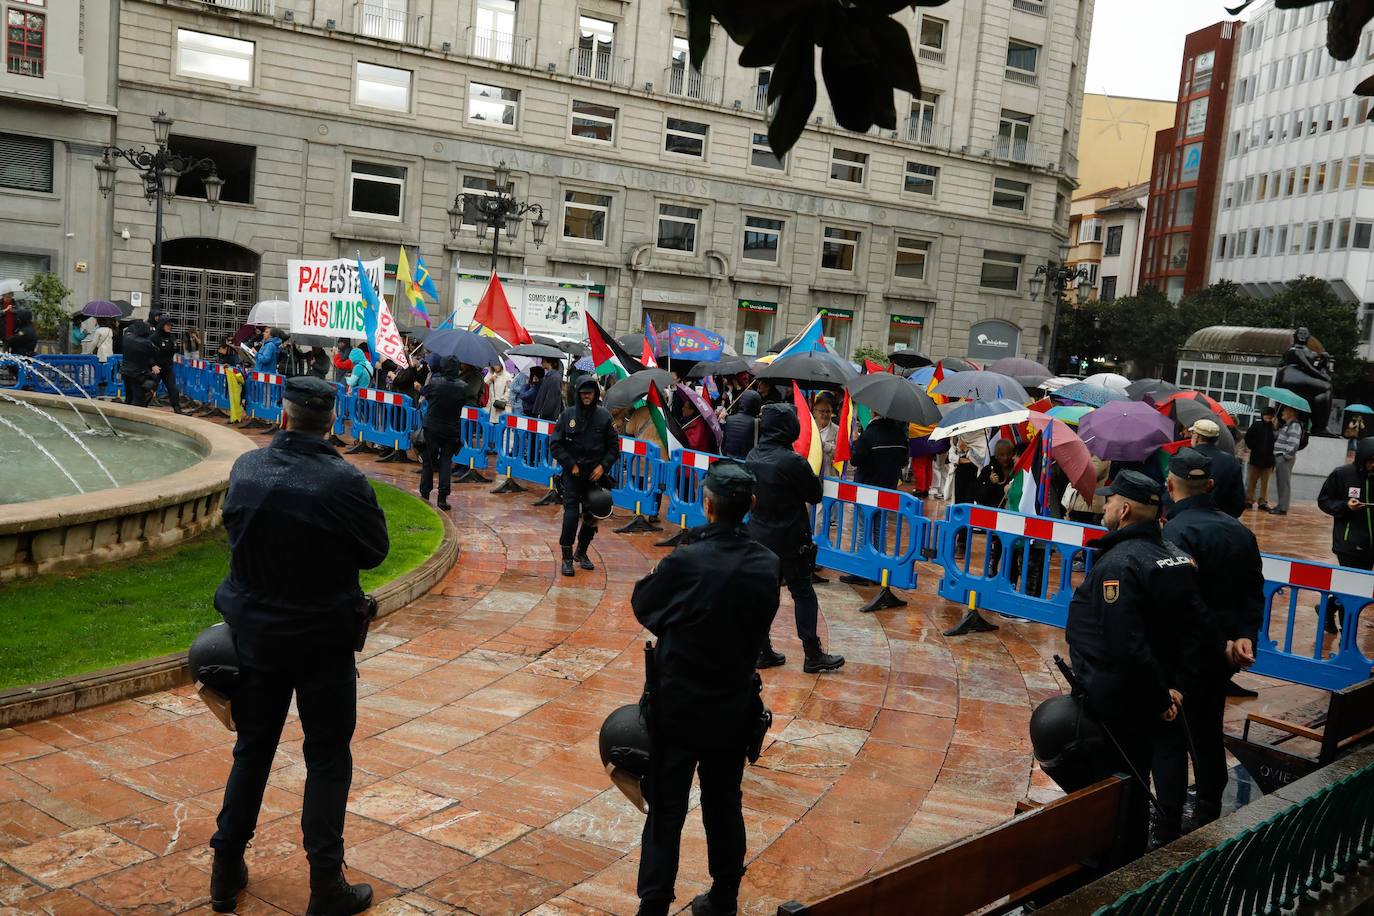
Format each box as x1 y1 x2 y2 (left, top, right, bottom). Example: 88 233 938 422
1155 448 1263 843
119 320 159 407
418 356 466 511
1064 469 1203 862
1188 419 1245 517
747 403 844 672
150 312 185 413
631 462 780 916
551 376 619 577
209 376 388 916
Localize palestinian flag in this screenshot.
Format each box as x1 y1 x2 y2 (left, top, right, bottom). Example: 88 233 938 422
833 390 854 474
1151 439 1192 480
1006 436 1043 515
645 379 685 454
586 312 644 379
793 382 823 475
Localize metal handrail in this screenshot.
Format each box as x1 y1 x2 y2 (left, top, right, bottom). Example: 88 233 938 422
351 2 426 45
187 0 274 12
568 47 630 86
465 26 530 67
6 55 42 78
664 65 721 105
1005 69 1039 86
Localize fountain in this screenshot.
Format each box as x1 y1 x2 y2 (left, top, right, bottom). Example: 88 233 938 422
1 353 119 435
0 391 119 489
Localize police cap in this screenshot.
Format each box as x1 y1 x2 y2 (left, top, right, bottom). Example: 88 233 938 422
1170 447 1212 481
703 460 755 499
282 375 336 411
1096 469 1161 505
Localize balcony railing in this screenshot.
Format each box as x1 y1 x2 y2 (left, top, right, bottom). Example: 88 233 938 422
6 54 42 78
905 118 951 148
568 47 630 86
465 27 530 67
664 65 721 105
351 2 426 45
917 46 945 64
189 0 274 13
993 135 1034 163
1005 68 1039 86
1012 0 1046 15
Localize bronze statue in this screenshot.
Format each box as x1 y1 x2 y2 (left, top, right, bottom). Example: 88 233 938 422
1276 327 1333 435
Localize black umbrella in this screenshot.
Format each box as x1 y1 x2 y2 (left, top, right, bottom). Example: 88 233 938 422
688 356 751 378
1126 377 1180 401
938 357 981 374
111 299 134 318
845 373 941 425
507 342 567 360
1015 374 1053 390
888 349 933 369
1170 402 1237 450
757 351 859 386
603 368 674 410
291 333 338 349
767 336 794 354
989 357 1051 377
423 329 502 367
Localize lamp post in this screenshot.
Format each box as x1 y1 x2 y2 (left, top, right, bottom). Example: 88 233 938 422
1027 261 1091 374
95 110 223 313
446 161 549 272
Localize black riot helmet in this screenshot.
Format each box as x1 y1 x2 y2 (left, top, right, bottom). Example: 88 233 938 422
1029 695 1111 794
584 483 613 520
188 623 240 695
599 703 651 813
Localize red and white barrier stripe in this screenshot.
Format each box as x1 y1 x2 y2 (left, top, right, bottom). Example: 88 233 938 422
967 506 1103 547
824 479 904 512
249 372 282 385
621 438 650 456
460 406 484 421
505 415 555 435
356 388 407 407
678 450 718 471
1262 556 1374 599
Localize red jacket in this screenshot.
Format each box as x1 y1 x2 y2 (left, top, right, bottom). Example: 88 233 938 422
332 351 353 371
682 415 716 454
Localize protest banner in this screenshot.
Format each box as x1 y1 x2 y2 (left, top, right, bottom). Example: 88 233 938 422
289 257 386 341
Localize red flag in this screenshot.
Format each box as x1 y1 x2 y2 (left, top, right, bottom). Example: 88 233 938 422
833 390 854 471
863 358 890 374
792 382 823 474
641 338 658 368
472 272 531 346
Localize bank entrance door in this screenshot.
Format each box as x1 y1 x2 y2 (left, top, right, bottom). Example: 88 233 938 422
157 265 256 350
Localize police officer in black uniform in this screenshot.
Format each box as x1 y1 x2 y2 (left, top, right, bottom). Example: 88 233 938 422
1064 469 1204 862
150 311 185 413
551 376 619 577
747 403 844 672
418 356 466 511
1154 448 1263 843
120 320 159 407
631 462 781 916
209 376 388 916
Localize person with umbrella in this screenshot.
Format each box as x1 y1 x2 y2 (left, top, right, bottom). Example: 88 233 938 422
533 356 565 421
417 357 468 511
1243 407 1277 511
813 392 838 475
721 390 763 460
2 306 36 357
88 317 115 362
515 364 544 417
254 328 286 374
551 378 620 577
851 413 908 490
1270 405 1306 516
1187 419 1246 518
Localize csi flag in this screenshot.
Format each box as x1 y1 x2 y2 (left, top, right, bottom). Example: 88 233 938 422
668 324 725 361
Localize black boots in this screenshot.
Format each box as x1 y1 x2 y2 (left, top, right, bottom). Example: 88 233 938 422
756 641 786 669
573 529 596 570
802 638 845 673
306 865 373 916
209 849 248 913
690 890 739 915
560 546 575 577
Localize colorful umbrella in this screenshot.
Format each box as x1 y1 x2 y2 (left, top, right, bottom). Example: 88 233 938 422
1154 391 1236 427
1077 401 1177 461
1255 385 1312 414
80 300 122 318
1026 413 1098 500
1045 404 1093 426
675 383 722 447
1347 403 1374 415
938 356 982 374
1038 376 1078 392
907 365 937 387
929 398 1029 441
1055 381 1130 407
933 370 1030 402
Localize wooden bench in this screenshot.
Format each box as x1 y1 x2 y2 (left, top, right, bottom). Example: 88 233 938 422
775 776 1129 916
1223 676 1374 794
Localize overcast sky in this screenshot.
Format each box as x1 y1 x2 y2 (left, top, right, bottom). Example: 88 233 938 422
1085 0 1245 100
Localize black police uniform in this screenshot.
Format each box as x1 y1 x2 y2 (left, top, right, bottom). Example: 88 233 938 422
150 316 184 411
631 465 781 916
418 358 468 506
1064 471 1204 862
1154 451 1263 838
550 377 619 564
210 377 388 877
1193 441 1246 518
851 416 909 490
746 404 843 671
119 321 159 406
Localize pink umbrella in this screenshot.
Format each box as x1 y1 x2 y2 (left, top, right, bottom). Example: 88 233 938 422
1026 412 1098 501
676 382 721 448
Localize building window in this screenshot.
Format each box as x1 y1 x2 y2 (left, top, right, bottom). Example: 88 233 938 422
821 227 860 272
473 0 517 64
1100 276 1118 301
575 15 616 80
888 315 924 353
348 161 405 220
458 175 497 228
1355 221 1373 249
894 237 930 280
664 117 708 158
1276 226 1288 253
918 16 946 62
656 204 701 253
1005 40 1039 82
467 82 518 127
750 133 784 170
904 161 939 196
992 177 1030 212
980 251 1022 290
169 135 254 204
741 216 783 263
5 8 43 77
1104 225 1123 256
1191 50 1214 93
1184 97 1208 137
909 91 939 143
819 308 853 355
1174 187 1196 226
561 190 610 243
830 148 867 184
570 100 616 143
1339 218 1352 249
667 37 706 99
175 29 254 85
355 62 411 111
1078 218 1104 244
996 110 1032 161
736 300 775 357
0 132 53 192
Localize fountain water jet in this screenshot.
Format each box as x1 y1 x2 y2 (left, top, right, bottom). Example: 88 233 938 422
0 413 85 494
0 391 119 487
0 354 119 435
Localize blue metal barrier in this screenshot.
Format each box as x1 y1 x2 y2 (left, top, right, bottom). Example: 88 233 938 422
204 364 234 414
611 436 662 532
244 371 284 425
101 356 124 399
1253 556 1374 691
352 387 419 452
173 357 203 405
453 406 494 480
494 414 560 495
813 479 927 612
662 449 719 531
8 354 105 397
332 383 353 439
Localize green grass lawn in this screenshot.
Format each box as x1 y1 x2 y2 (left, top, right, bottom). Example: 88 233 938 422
0 481 443 690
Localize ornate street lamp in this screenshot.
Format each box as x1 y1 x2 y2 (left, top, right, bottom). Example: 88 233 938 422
95 111 223 312
447 160 549 271
1027 261 1092 373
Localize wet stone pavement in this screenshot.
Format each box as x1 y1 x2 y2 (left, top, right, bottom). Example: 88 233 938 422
0 417 1365 914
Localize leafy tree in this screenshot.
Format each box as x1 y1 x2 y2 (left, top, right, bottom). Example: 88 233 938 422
1094 287 1187 378
852 344 888 367
21 272 72 337
1250 277 1360 386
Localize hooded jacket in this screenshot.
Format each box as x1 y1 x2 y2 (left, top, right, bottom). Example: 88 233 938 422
551 378 619 475
721 389 763 459
345 347 372 391
420 358 468 436
852 417 909 490
3 308 37 356
533 365 565 421
747 403 823 559
1318 437 1374 560
120 321 158 376
254 333 283 373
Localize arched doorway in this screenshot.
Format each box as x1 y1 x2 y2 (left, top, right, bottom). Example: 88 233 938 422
158 238 260 349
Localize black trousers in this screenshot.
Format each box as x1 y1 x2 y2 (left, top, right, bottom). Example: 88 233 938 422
559 471 597 548
121 374 146 406
1103 716 1155 865
1152 672 1228 836
419 433 457 501
780 556 819 644
154 363 181 409
637 738 747 913
210 654 357 868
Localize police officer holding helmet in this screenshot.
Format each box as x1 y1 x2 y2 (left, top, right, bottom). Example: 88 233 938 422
551 376 619 577
209 376 388 915
1154 447 1263 844
1064 469 1204 861
631 462 780 916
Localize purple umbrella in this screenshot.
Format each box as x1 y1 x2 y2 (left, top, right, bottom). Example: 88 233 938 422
80 299 122 318
676 383 722 448
1077 401 1176 461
